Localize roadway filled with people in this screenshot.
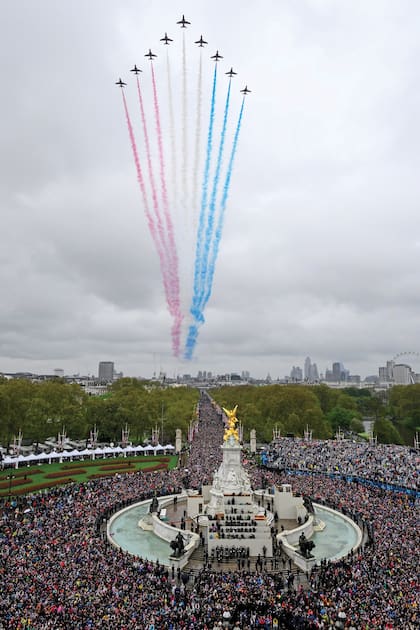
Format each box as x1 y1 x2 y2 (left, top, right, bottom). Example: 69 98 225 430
0 394 418 629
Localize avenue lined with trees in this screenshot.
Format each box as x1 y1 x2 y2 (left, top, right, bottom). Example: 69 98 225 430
0 377 418 449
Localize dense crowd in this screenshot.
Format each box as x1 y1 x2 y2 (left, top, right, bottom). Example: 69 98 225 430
0 393 418 629
263 438 419 490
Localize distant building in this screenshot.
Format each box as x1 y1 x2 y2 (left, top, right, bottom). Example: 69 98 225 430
325 368 333 382
54 369 64 378
379 360 394 382
379 366 387 381
310 363 319 381
304 357 311 381
98 361 114 382
365 375 379 384
303 357 318 382
330 362 349 382
332 362 342 381
79 380 109 396
290 366 303 381
392 364 414 385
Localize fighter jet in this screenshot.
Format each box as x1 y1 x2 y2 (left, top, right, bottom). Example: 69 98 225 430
115 78 126 87
211 50 223 62
226 68 237 78
145 49 157 60
177 15 190 28
195 35 208 47
240 85 251 94
160 33 173 45
130 65 142 75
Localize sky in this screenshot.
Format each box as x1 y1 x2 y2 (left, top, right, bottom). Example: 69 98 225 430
0 0 419 380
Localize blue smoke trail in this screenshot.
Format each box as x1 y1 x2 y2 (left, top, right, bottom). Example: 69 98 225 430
201 97 245 309
185 65 218 358
185 96 245 360
193 64 218 309
198 79 232 310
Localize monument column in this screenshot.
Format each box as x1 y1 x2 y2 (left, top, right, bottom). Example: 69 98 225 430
250 429 256 454
207 406 252 516
175 429 182 454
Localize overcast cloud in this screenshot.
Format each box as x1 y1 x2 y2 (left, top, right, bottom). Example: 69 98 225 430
1 0 419 379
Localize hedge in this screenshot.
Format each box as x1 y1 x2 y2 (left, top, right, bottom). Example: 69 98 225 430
0 477 33 490
44 469 87 479
0 478 73 497
97 463 136 471
0 469 42 480
61 456 170 469
88 463 167 480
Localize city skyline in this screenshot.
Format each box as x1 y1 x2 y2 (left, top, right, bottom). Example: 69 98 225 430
1 2 419 379
3 352 420 383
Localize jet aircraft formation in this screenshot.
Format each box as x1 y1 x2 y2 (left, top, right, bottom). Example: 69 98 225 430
115 15 251 96
115 15 250 360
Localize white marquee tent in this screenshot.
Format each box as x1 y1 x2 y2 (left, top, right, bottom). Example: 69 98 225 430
1 444 175 468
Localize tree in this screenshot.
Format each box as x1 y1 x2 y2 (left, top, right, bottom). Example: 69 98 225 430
211 384 328 442
0 379 35 445
0 388 12 447
285 412 301 436
349 417 365 434
312 384 339 414
374 417 403 445
326 406 361 433
0 377 200 446
303 407 331 439
24 397 50 446
389 384 420 430
336 393 358 412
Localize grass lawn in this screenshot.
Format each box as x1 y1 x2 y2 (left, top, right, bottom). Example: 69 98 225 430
0 455 178 498
358 432 370 440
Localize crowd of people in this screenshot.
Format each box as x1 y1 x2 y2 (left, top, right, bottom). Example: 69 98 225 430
0 393 418 629
263 438 419 490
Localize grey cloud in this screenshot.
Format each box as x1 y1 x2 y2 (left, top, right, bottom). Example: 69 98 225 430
0 0 420 379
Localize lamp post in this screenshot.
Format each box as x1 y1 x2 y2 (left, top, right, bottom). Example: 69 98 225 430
161 403 164 447
310 464 314 498
7 472 15 503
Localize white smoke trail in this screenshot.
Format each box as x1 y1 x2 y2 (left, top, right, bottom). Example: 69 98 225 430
166 49 177 210
192 51 203 226
182 31 188 207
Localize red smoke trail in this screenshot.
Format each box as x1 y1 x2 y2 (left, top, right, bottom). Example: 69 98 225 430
136 76 167 260
166 49 177 206
136 77 181 354
121 90 171 331
150 63 182 355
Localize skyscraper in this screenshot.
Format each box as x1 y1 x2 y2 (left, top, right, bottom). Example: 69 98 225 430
304 357 312 381
290 366 303 381
310 363 319 381
332 362 348 382
98 361 114 382
332 362 342 381
303 357 318 382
